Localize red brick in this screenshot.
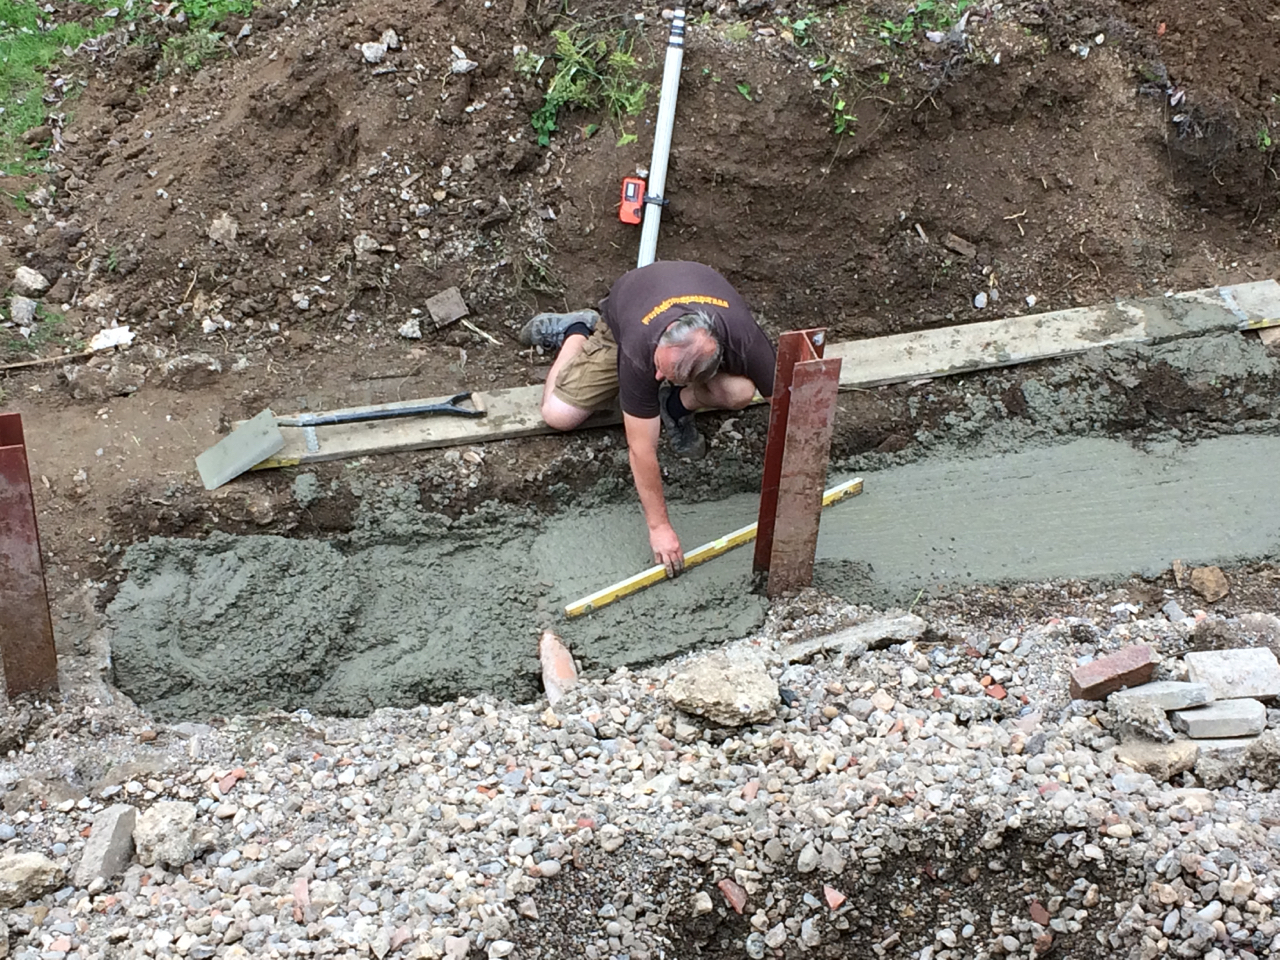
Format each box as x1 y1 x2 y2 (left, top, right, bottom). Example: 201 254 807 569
1030 901 1050 925
824 884 846 910
718 878 747 914
1069 644 1157 700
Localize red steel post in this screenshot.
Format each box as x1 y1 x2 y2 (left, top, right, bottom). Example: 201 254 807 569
753 328 825 574
765 356 843 598
0 413 58 698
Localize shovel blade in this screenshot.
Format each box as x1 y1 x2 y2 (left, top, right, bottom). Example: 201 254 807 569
196 409 285 490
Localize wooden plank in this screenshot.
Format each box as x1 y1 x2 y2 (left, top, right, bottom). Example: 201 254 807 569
250 386 620 468
830 280 1280 389
564 478 863 618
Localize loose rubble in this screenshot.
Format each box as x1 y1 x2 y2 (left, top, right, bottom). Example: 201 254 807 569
1 591 1279 959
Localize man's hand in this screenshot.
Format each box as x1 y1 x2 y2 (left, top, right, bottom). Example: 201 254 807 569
649 522 684 577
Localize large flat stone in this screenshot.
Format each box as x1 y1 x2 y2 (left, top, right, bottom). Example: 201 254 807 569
1109 680 1212 712
1070 644 1158 700
1173 699 1267 739
1115 739 1198 781
1184 647 1280 700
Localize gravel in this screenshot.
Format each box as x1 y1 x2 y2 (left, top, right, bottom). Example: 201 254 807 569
1 586 1279 959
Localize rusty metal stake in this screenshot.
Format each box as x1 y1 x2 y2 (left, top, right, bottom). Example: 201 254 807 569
0 413 58 698
764 356 843 597
753 328 826 575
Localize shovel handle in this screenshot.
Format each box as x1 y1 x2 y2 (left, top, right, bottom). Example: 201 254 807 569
277 393 487 427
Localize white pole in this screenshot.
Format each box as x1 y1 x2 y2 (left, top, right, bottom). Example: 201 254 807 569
636 7 686 269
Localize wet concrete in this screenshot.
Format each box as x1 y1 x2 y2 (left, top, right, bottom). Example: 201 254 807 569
108 433 1280 719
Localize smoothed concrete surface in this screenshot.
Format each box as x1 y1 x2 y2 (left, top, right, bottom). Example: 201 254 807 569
816 434 1280 597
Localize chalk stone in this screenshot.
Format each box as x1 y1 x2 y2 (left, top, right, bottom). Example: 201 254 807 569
1109 680 1213 712
1172 699 1266 739
1184 648 1280 700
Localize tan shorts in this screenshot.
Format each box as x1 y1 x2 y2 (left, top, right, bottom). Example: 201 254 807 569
551 320 620 411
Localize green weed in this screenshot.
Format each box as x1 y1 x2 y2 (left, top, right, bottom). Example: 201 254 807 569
779 15 817 46
832 97 857 136
736 81 753 100
161 24 226 73
1259 127 1273 151
529 28 650 147
877 0 972 45
1 304 81 358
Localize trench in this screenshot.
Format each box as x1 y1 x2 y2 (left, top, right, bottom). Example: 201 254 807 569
103 332 1280 718
106 427 1280 720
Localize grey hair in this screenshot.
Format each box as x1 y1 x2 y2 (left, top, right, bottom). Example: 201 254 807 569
658 310 723 384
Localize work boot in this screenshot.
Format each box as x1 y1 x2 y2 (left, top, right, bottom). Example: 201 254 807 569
518 309 599 351
658 381 707 459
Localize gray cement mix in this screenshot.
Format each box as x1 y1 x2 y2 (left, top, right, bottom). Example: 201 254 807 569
108 333 1280 718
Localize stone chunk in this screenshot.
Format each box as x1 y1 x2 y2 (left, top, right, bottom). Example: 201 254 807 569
1189 565 1229 602
134 801 198 868
1115 739 1198 781
12 266 50 297
425 286 469 328
0 853 63 907
1185 647 1280 700
1109 697 1174 743
1070 644 1157 700
941 233 978 258
665 651 778 726
10 295 37 327
1109 680 1212 712
75 804 137 887
1193 737 1257 788
1246 730 1280 787
781 614 926 662
1172 699 1266 739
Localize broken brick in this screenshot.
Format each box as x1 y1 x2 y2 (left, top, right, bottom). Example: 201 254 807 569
1030 901 1050 925
1069 644 1157 700
718 878 747 914
986 684 1007 700
824 884 846 910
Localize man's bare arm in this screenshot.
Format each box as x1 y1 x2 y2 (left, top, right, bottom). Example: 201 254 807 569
623 413 684 576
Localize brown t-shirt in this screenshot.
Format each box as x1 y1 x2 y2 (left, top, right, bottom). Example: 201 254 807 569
599 261 776 418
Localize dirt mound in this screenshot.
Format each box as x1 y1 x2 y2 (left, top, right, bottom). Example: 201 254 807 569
6 0 1279 367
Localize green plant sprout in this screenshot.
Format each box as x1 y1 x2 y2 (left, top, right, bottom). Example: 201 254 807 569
529 28 650 147
832 97 857 136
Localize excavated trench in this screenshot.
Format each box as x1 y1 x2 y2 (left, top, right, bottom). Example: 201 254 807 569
105 332 1280 719
514 822 1138 959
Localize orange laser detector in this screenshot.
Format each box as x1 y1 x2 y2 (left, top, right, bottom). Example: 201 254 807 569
619 177 645 224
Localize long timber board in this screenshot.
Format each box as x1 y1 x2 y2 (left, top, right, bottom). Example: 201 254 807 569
252 387 619 469
244 281 1280 469
831 280 1280 388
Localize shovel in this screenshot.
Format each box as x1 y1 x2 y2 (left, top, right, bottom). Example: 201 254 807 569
196 392 486 491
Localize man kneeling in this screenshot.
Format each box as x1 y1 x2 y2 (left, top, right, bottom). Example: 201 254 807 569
520 260 776 576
